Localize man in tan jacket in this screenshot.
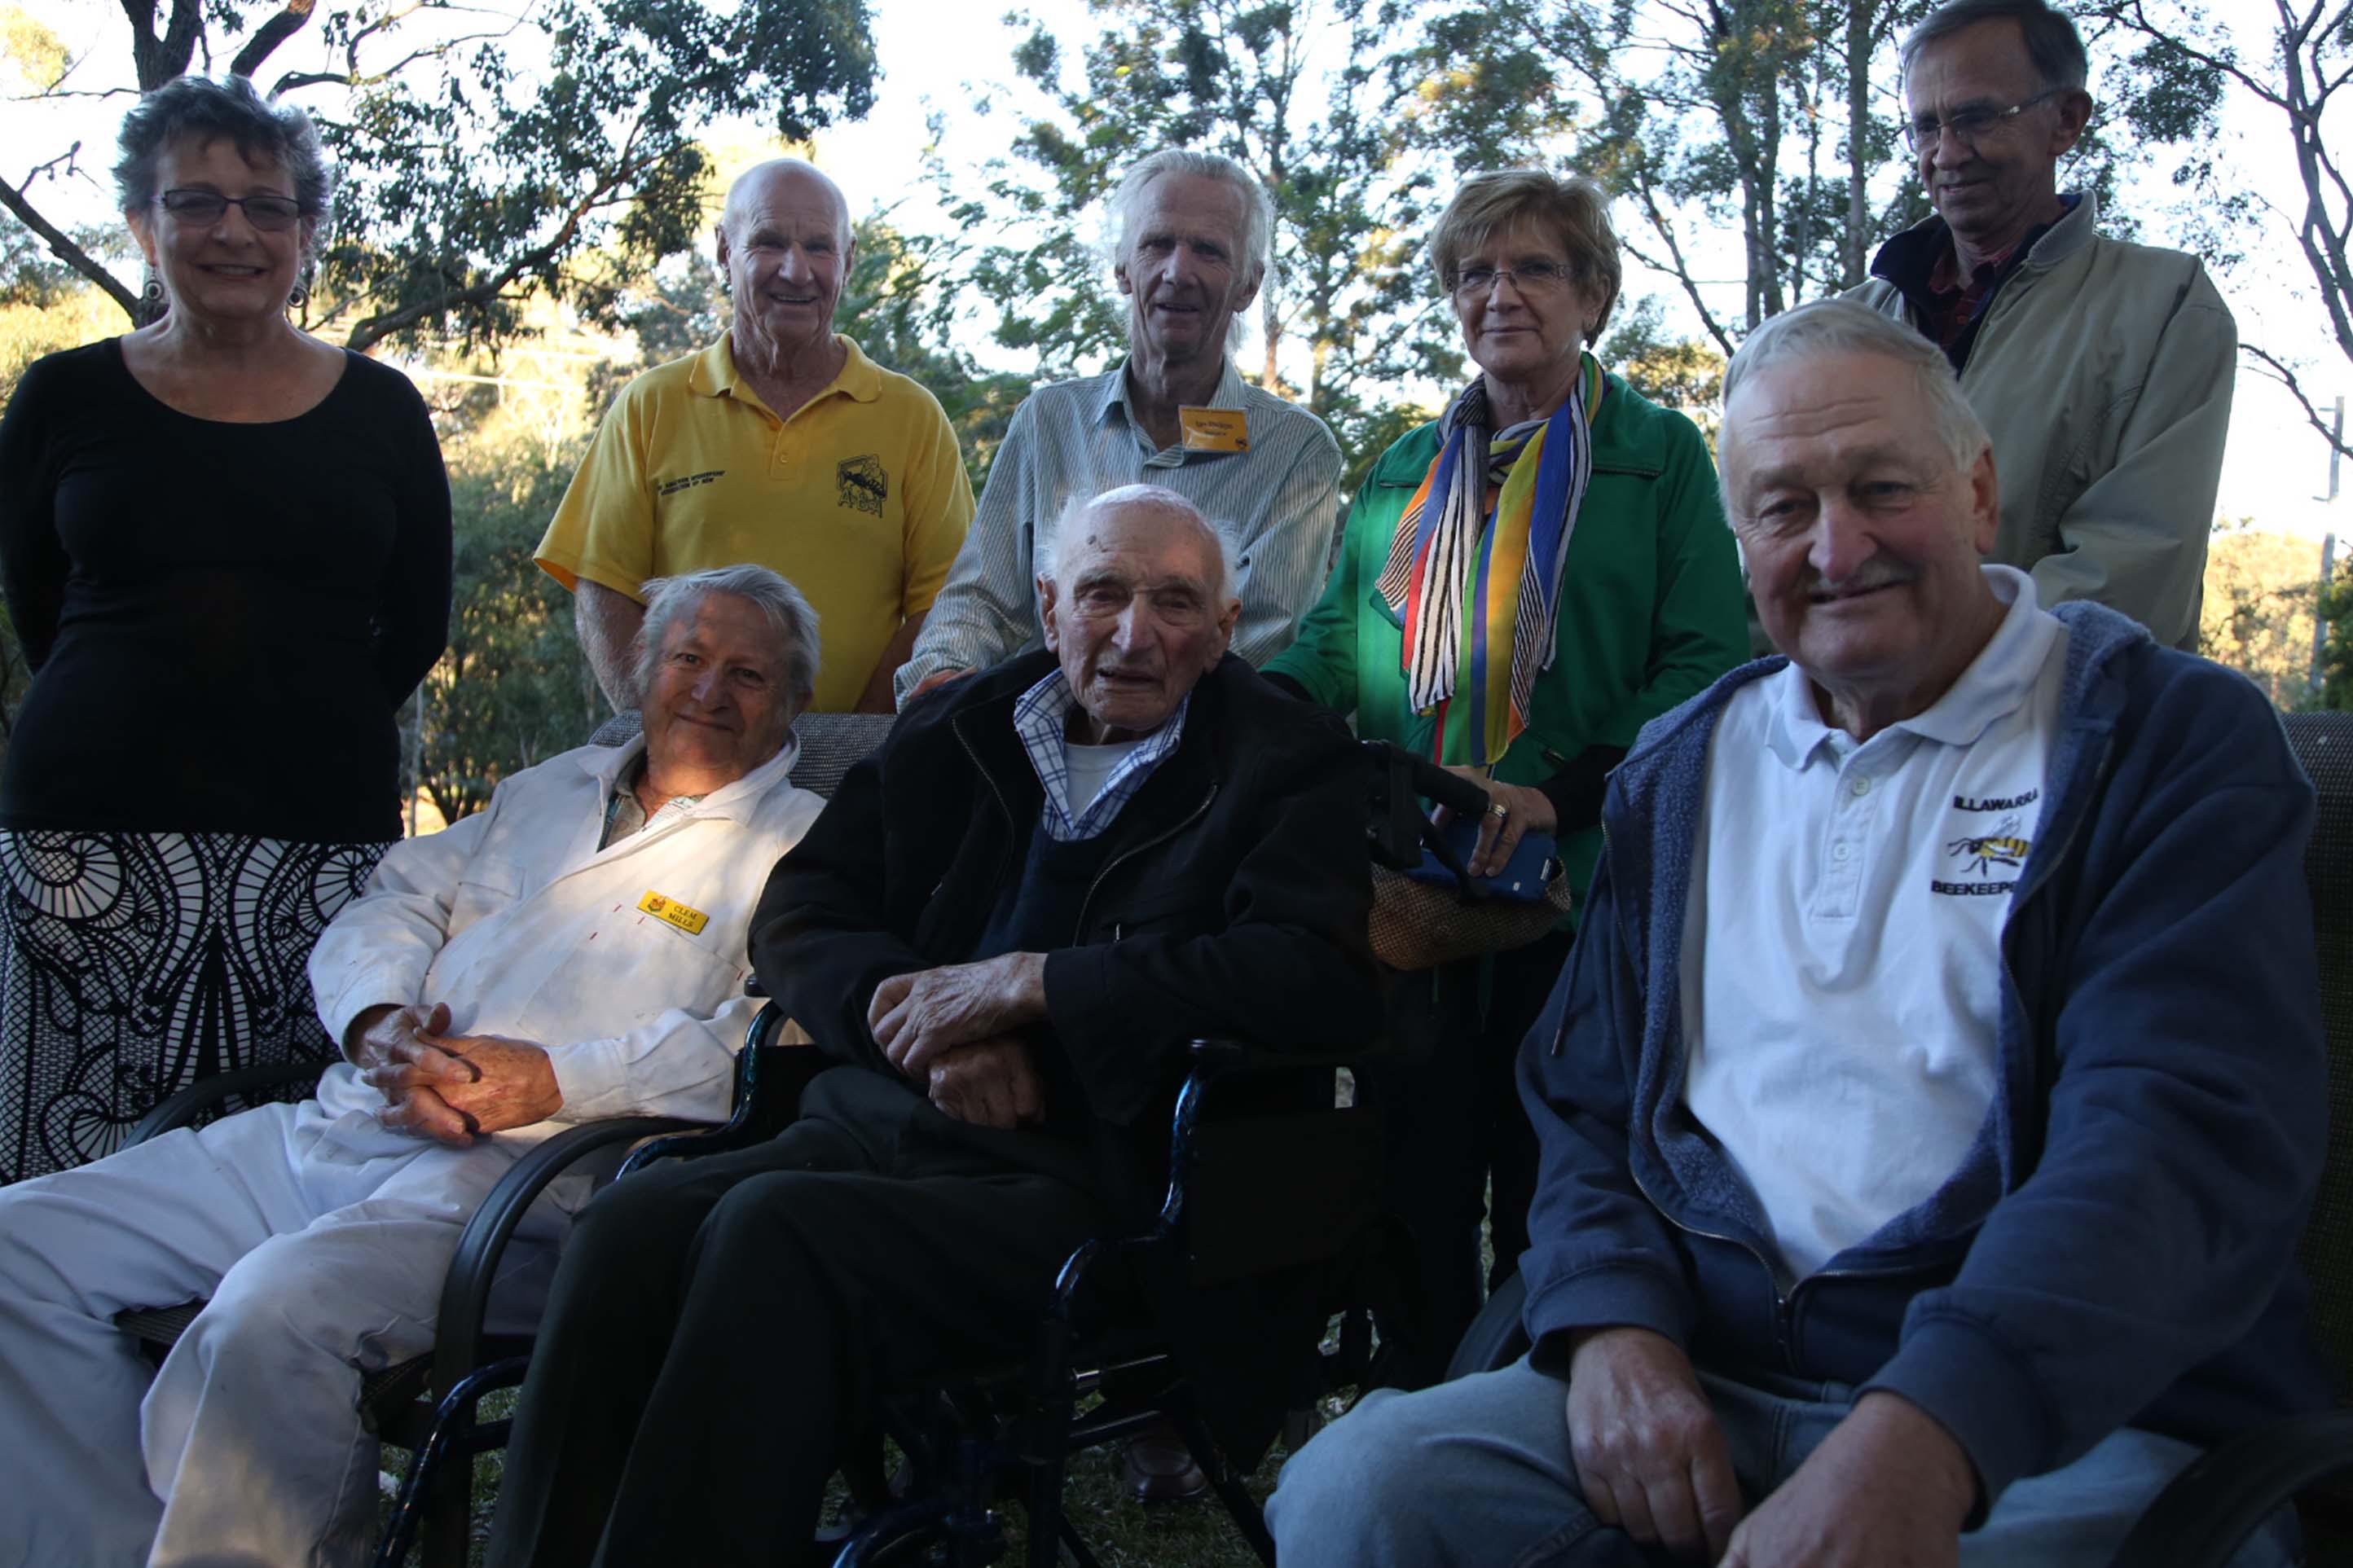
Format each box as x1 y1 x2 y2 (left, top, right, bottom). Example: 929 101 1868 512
1848 0 2234 650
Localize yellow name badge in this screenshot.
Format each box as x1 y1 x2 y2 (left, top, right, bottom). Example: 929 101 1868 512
638 889 710 936
1178 406 1250 453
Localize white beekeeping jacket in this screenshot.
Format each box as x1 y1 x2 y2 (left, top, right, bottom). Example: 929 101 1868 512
308 734 823 1137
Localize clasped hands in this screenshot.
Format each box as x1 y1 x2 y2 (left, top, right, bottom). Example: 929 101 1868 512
1567 1327 1977 1566
345 1001 562 1146
866 951 1049 1130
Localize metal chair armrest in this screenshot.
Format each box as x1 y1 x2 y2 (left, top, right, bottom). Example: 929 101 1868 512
127 1060 327 1145
2107 1409 2353 1567
428 1115 702 1403
618 1003 825 1176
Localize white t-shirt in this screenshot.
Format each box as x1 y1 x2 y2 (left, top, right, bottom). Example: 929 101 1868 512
1679 566 2069 1280
1063 736 1146 822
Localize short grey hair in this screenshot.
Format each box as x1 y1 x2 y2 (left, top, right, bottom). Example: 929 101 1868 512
115 75 334 255
1902 0 2089 95
1111 148 1272 349
1719 300 1991 516
1043 484 1238 606
632 565 821 709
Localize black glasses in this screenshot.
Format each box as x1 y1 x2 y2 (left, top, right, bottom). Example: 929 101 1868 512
1451 260 1573 297
156 188 305 231
1902 90 2059 152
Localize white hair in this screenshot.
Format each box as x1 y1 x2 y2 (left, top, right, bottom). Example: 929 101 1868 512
632 564 821 709
1719 298 1992 517
1043 484 1238 605
1108 147 1273 352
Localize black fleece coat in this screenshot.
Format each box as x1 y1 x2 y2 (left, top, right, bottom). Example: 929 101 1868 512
748 648 1385 1458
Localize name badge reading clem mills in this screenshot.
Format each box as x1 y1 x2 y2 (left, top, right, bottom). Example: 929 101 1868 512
638 889 710 936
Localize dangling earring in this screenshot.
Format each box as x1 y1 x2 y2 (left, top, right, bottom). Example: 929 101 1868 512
140 276 164 304
288 282 309 310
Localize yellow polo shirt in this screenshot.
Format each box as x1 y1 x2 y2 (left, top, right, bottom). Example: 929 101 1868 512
536 333 974 713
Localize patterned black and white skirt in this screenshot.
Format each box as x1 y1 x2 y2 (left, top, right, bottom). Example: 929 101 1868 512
0 829 389 1183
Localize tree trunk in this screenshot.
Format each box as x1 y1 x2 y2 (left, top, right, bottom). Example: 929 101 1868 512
1844 0 1873 288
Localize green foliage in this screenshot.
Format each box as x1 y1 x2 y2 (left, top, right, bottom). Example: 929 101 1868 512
947 0 1459 479
2202 518 2327 709
1402 0 1942 349
1600 296 1726 422
838 215 1036 490
410 454 600 825
7 0 880 354
2316 569 2353 714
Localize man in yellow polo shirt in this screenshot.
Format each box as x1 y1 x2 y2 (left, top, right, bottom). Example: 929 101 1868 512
538 158 974 714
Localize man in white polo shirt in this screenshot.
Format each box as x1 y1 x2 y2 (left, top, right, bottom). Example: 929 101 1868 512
1269 298 2328 1567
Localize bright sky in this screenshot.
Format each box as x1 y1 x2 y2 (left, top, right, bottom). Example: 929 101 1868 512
8 0 2343 547
811 0 2353 552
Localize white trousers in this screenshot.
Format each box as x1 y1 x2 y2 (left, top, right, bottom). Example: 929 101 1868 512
0 1098 580 1568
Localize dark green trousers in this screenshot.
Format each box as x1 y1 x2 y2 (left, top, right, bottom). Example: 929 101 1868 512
483 1065 1104 1568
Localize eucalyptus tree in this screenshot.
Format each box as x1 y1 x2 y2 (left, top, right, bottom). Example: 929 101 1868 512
2 0 877 351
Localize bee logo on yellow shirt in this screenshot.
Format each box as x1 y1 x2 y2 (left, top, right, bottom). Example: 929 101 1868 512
838 455 886 516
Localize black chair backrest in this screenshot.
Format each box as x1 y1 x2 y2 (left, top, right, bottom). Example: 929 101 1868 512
2285 710 2353 1390
587 709 895 802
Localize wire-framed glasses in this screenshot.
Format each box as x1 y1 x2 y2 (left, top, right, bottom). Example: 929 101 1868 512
1902 90 2060 152
156 188 305 231
1452 260 1573 297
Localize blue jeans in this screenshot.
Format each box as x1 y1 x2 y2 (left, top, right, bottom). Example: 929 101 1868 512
1267 1356 2302 1568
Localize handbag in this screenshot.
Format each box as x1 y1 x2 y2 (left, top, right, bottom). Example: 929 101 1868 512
1362 743 1576 972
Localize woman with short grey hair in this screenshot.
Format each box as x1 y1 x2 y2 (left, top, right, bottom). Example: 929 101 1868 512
633 565 824 711
0 73 452 1179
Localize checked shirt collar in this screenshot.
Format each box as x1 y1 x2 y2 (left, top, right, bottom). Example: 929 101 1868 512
1011 669 1190 842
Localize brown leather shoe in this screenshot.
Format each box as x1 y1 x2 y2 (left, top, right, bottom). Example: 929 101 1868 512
1122 1418 1210 1503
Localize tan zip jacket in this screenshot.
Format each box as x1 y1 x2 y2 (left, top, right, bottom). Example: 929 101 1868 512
1848 192 2235 650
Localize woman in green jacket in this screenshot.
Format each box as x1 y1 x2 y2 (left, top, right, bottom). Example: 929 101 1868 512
1265 169 1748 1377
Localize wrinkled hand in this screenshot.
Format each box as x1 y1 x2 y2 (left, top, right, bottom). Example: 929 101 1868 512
353 1002 561 1143
926 1037 1045 1129
1721 1393 1974 1568
417 1027 563 1138
347 1004 475 1144
1567 1327 1744 1561
907 666 974 701
1432 767 1559 879
869 954 1049 1078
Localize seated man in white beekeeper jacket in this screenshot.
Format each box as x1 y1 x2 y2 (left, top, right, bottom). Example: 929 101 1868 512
0 563 826 1568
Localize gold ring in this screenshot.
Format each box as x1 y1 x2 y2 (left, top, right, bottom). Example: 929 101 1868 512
1487 801 1508 820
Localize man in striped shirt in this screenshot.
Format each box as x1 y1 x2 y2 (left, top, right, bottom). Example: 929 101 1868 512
895 148 1344 706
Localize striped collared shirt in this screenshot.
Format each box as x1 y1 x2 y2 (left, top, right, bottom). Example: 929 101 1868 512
1011 670 1190 841
896 357 1342 703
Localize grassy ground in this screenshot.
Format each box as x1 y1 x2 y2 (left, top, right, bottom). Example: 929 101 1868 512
389 1389 1308 1567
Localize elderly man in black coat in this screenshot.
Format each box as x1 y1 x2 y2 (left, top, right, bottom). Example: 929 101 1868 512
486 483 1383 1568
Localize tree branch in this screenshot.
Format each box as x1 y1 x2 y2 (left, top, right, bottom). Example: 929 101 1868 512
0 156 136 320
341 143 658 350
230 0 317 80
2245 343 2353 462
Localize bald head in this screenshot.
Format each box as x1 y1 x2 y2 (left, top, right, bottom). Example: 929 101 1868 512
1049 485 1235 603
721 158 847 245
715 158 854 362
1039 485 1242 743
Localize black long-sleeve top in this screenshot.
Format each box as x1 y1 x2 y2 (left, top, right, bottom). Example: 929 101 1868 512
0 338 452 843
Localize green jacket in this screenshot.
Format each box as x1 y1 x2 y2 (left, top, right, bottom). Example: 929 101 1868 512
1265 372 1748 903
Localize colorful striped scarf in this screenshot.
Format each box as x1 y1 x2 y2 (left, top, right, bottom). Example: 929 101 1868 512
1374 354 1605 765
